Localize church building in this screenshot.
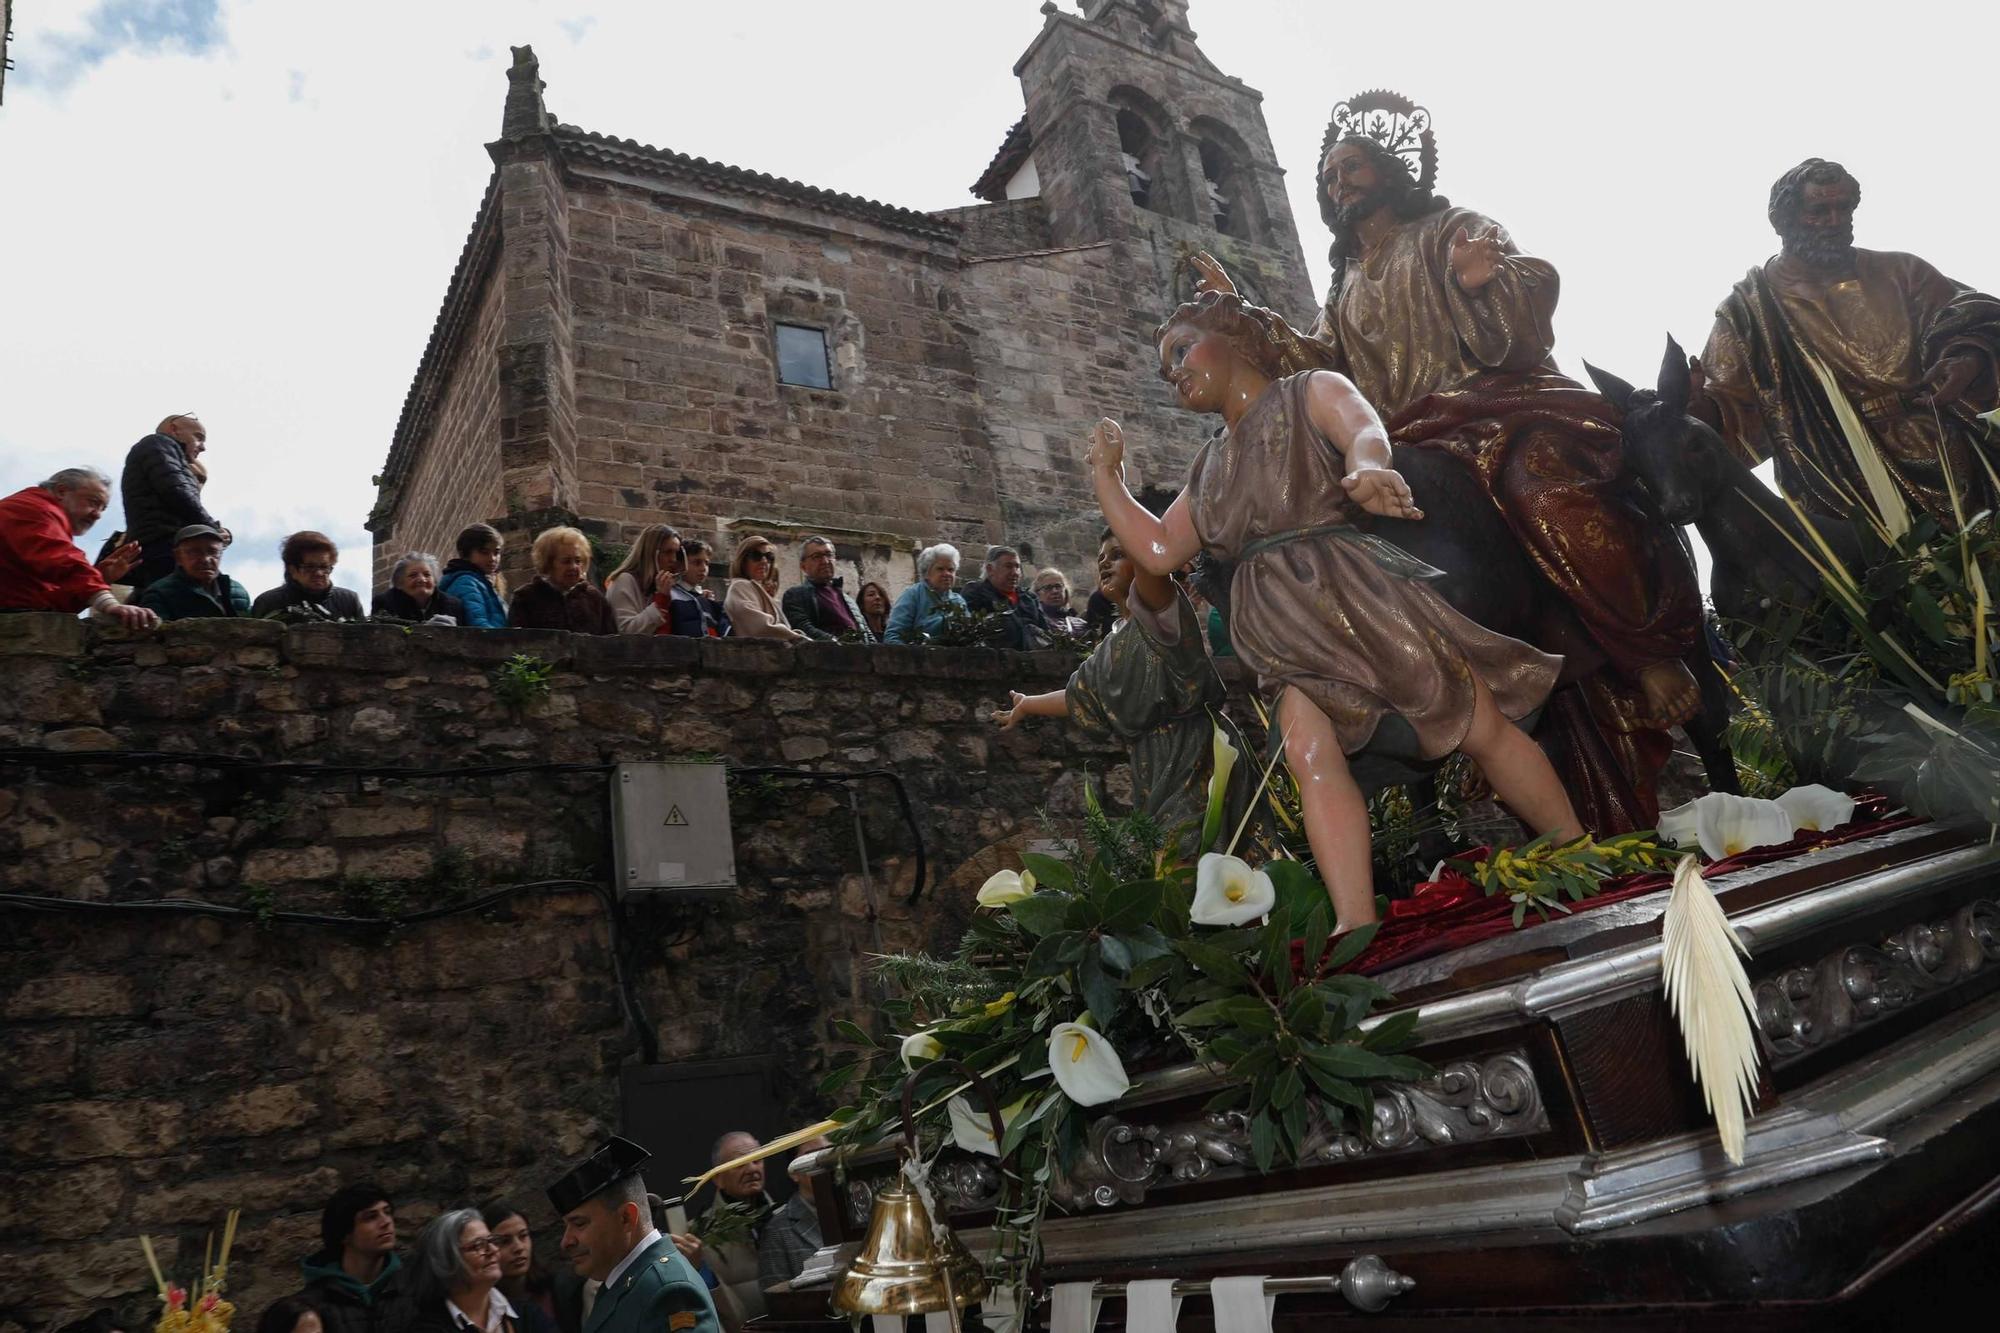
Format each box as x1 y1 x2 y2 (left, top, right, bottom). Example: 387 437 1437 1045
368 0 1316 595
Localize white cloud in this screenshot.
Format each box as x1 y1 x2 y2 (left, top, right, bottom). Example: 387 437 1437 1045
1 0 1993 610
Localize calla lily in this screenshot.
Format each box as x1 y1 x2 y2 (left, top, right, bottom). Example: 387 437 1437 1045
947 1092 1031 1157
1199 721 1241 853
899 1031 943 1070
980 990 1017 1018
1191 852 1276 926
976 868 1036 907
1657 792 1795 860
1775 783 1856 834
1047 1022 1132 1107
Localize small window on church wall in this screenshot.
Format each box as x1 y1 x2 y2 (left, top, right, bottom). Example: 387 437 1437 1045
775 324 832 389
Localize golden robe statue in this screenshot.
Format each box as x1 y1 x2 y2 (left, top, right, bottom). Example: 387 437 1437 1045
1249 203 1703 831
1702 249 2000 529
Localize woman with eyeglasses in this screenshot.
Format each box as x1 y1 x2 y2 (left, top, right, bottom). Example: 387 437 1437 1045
478 1202 557 1333
723 536 806 640
409 1209 519 1333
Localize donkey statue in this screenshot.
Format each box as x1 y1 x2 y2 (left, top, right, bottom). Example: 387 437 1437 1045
1585 337 1835 631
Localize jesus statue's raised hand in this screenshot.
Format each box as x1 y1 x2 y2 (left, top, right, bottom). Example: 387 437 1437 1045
1447 223 1507 293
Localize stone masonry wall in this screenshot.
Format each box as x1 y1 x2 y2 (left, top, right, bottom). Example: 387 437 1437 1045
377 260 507 583
564 174 1002 596
0 614 1122 1333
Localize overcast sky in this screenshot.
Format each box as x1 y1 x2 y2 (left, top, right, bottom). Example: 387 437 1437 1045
2 0 1995 599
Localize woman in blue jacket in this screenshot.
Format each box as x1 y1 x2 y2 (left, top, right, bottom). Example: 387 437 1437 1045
884 543 969 643
437 523 509 628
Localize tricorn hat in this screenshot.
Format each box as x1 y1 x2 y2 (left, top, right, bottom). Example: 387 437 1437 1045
547 1135 652 1216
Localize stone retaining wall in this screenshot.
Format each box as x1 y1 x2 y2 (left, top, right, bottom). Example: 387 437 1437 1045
0 614 1129 1333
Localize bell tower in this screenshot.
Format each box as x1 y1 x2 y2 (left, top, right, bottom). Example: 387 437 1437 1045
975 0 1314 318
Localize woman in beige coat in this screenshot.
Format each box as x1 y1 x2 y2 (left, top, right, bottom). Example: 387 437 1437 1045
723 535 805 640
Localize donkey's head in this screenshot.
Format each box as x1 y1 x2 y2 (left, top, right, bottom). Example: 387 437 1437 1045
1586 336 1733 527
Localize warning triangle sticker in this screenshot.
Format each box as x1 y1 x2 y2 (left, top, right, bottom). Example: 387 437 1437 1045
663 804 688 827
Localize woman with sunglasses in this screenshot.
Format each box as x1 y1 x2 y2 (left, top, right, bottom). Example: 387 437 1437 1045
723 536 806 640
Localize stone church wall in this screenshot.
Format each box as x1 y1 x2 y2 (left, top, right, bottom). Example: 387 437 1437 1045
564 178 1003 596
375 262 507 583
0 613 1119 1333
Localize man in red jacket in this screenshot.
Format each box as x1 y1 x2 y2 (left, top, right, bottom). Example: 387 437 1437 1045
0 467 158 628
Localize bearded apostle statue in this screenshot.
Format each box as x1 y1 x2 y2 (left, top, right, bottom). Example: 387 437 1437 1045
1691 157 2000 532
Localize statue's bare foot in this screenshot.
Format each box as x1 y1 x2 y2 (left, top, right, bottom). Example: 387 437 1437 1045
1637 659 1700 728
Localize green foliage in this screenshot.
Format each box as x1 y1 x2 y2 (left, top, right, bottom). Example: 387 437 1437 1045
1731 503 2000 829
588 536 630 581
1451 831 1679 928
491 653 556 711
244 882 277 929
826 810 1426 1309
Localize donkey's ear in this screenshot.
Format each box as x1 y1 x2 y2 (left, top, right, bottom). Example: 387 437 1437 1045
1584 361 1638 410
1658 335 1691 413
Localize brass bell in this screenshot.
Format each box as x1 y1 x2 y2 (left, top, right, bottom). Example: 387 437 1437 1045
831 1177 987 1317
831 1057 1005 1325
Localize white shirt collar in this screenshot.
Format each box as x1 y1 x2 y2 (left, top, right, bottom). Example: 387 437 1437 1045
445 1290 516 1333
603 1228 662 1293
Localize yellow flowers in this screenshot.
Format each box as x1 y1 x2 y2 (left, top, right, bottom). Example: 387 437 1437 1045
976 868 1036 907
1046 1021 1131 1107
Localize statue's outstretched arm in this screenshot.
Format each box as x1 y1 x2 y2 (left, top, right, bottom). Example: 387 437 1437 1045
1087 419 1200 577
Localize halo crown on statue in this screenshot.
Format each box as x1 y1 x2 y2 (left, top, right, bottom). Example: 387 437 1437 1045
1324 89 1437 195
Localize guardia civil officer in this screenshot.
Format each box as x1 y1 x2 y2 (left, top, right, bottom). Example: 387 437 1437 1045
548 1138 719 1333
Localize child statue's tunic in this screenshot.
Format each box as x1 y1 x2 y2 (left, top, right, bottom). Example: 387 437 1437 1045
1185 372 1559 758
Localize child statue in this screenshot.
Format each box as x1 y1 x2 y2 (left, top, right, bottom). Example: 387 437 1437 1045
1089 291 1583 929
993 528 1251 850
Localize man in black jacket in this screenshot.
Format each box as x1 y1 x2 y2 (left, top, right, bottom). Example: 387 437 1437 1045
959 544 1052 651
779 535 874 642
295 1182 417 1333
120 414 224 592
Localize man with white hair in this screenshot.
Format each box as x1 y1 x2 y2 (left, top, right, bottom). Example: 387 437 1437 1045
121 412 224 591
0 466 158 627
697 1131 773 1328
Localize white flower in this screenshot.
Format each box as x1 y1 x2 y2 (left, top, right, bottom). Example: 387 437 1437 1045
1191 852 1276 926
947 1093 1029 1157
1657 792 1795 860
1047 1023 1132 1107
1775 784 1856 834
899 1031 943 1071
975 868 1036 907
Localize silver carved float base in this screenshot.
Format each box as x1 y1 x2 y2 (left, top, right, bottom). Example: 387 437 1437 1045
1756 897 2000 1066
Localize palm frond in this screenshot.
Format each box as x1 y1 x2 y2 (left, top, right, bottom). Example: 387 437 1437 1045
1661 856 1760 1164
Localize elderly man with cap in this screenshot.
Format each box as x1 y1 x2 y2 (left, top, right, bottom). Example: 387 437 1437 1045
549 1137 719 1333
137 523 251 621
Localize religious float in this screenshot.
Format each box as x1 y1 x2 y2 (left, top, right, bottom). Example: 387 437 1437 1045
713 87 2000 1331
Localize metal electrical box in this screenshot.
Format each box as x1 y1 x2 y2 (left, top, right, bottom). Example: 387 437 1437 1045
610 761 736 894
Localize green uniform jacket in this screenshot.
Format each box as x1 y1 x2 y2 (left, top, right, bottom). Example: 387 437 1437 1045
583 1236 720 1333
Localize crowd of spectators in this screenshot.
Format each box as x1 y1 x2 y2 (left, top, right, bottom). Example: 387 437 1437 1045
229 1135 826 1333
0 415 1115 651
